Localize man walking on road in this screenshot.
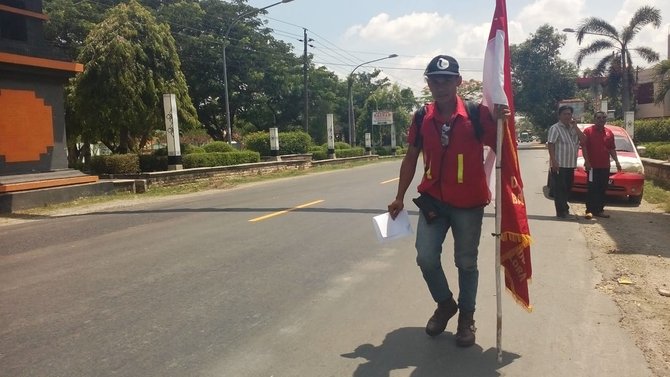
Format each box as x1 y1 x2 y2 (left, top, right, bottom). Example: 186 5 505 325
582 111 621 219
387 55 507 348
547 105 586 218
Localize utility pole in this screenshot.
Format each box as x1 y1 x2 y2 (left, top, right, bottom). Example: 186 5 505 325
300 28 313 133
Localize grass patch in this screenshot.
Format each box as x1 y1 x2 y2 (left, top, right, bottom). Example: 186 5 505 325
643 180 670 212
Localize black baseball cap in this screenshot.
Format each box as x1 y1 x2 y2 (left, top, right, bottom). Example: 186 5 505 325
424 55 460 76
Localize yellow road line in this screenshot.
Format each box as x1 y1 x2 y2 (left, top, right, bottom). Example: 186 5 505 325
249 199 325 222
381 177 399 184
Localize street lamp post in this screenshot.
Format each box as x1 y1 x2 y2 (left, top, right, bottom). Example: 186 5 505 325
222 0 294 143
347 54 398 145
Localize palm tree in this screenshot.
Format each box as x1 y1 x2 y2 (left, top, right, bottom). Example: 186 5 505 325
574 5 661 114
654 59 670 104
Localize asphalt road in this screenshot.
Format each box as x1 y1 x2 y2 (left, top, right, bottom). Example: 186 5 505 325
0 148 652 377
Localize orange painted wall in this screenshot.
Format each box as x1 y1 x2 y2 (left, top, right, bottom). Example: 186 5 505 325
0 89 54 163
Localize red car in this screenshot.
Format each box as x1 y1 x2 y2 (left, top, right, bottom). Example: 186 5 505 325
548 124 645 205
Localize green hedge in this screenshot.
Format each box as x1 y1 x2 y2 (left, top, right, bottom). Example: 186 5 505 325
183 151 260 168
139 155 167 172
182 144 206 154
641 142 670 160
90 154 140 174
279 131 311 154
335 147 366 158
244 131 311 156
310 146 328 160
203 141 235 153
630 118 670 143
321 142 352 150
374 146 405 156
154 144 206 155
309 145 368 160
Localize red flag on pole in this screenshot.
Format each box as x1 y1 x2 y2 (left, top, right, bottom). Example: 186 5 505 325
482 0 533 310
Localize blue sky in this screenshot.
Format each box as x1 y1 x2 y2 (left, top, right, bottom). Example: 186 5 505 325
248 0 670 94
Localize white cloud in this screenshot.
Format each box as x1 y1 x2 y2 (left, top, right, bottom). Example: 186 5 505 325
346 12 455 46
329 0 670 94
515 0 584 35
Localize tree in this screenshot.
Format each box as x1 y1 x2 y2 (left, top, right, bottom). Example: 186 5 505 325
511 25 578 139
303 66 347 144
348 69 395 145
43 0 107 60
574 5 661 114
72 0 199 153
458 79 483 101
359 84 417 147
157 0 303 141
653 59 670 104
417 79 481 105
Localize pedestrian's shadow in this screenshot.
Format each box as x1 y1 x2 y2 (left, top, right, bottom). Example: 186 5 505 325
341 327 519 377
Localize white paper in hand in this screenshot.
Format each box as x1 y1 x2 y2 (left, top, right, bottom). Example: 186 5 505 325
372 210 413 243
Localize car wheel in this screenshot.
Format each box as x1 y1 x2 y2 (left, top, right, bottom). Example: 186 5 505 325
628 189 643 206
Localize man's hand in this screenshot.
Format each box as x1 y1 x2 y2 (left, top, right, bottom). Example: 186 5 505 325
584 161 591 171
550 158 559 173
569 118 578 129
494 104 511 120
387 199 404 220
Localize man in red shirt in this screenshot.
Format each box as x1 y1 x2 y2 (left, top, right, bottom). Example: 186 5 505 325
387 55 507 347
582 111 622 219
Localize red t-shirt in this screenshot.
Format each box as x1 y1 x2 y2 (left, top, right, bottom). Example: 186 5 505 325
407 97 497 208
583 126 615 169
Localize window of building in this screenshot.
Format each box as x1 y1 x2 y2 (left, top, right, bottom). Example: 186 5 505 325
636 82 654 105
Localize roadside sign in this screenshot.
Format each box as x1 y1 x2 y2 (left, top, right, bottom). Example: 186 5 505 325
372 111 393 125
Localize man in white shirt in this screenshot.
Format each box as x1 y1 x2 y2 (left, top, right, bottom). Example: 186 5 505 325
547 105 586 218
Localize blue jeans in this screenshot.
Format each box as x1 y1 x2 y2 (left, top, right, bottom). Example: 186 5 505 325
415 199 484 312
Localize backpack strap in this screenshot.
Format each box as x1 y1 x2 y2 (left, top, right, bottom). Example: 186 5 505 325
464 100 483 142
412 105 427 148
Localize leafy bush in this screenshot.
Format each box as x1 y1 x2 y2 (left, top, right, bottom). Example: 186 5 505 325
243 132 271 156
139 155 167 172
335 147 366 158
90 154 140 174
641 142 670 160
375 147 392 156
279 131 311 154
182 151 260 168
181 144 206 154
203 141 235 153
632 118 670 143
310 146 328 160
321 141 351 150
244 131 312 156
182 153 216 168
374 146 405 156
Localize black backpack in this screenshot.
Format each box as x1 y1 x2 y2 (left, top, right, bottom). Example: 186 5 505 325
412 100 483 148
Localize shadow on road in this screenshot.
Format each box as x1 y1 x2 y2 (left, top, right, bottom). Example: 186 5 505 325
341 327 519 377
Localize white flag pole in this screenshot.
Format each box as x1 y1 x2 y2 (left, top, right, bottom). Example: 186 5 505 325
495 116 504 363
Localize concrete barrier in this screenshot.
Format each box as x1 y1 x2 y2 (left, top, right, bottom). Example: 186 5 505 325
642 157 670 187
